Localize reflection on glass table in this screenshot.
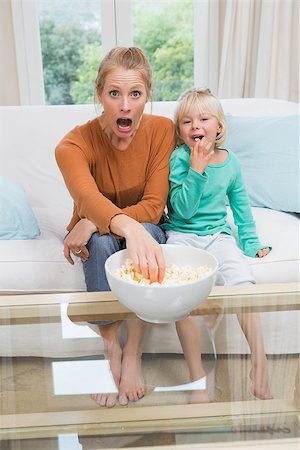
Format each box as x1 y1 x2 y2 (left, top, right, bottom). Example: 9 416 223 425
0 284 299 450
55 311 216 406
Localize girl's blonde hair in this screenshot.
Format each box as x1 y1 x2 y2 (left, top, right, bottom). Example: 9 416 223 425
95 47 152 101
174 88 227 147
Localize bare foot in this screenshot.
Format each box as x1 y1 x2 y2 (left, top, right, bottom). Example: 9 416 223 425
189 370 209 403
92 322 122 408
118 349 145 406
92 391 118 408
250 360 273 400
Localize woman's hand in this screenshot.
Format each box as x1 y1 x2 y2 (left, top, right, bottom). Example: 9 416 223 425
190 137 214 174
110 215 166 283
64 218 97 264
256 247 270 258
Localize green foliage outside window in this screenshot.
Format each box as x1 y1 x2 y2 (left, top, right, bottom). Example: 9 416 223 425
133 0 194 101
39 0 194 104
40 19 99 104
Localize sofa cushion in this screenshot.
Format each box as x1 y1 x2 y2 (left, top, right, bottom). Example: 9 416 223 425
0 233 86 293
227 207 300 283
0 207 298 293
0 176 40 239
0 207 85 293
225 115 300 213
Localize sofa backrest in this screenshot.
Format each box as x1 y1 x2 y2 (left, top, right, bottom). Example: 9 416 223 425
0 99 298 219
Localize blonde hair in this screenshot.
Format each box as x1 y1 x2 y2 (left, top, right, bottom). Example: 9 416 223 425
95 47 152 101
174 88 227 147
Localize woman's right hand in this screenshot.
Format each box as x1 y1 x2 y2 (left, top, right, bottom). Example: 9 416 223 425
64 218 97 265
110 215 166 283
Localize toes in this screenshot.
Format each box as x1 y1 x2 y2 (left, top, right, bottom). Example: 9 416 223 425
119 393 129 406
128 392 136 402
123 387 145 402
91 393 117 407
91 393 102 405
137 387 145 399
106 394 118 408
99 395 108 407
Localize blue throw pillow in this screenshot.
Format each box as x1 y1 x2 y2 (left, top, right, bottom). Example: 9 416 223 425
224 115 300 213
0 177 40 239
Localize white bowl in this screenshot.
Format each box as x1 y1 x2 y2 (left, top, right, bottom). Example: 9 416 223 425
104 244 218 323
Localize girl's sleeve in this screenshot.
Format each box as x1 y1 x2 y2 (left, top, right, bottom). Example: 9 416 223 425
168 148 208 220
228 159 271 257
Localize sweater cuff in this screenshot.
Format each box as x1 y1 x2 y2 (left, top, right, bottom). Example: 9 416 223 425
244 244 272 258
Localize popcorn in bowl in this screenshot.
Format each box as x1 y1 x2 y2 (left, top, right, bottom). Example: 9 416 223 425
114 258 212 286
105 245 218 323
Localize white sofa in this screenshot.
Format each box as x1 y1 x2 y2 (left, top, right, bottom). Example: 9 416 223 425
0 99 299 357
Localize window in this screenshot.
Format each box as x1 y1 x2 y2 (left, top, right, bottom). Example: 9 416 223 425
13 0 195 105
132 0 194 101
37 0 102 105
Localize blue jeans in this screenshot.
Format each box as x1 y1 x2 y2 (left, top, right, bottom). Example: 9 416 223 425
83 222 166 292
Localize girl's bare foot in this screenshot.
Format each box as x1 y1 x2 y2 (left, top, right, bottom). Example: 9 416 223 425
188 368 210 404
118 349 145 406
250 360 273 400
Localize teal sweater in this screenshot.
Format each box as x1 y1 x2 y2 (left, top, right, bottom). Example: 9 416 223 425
162 145 266 258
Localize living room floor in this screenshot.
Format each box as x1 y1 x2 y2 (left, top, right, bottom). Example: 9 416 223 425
1 353 298 413
0 353 298 449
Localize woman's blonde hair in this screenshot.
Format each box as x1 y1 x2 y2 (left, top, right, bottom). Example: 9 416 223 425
95 47 152 101
174 88 227 147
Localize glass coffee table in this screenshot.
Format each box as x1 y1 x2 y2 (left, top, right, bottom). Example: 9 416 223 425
0 283 299 449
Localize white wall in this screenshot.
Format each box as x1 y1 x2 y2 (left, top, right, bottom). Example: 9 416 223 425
0 0 20 105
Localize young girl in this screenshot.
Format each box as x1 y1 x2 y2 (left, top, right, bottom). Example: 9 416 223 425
162 88 273 402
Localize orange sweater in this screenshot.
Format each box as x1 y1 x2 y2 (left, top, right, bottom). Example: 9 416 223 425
55 114 175 235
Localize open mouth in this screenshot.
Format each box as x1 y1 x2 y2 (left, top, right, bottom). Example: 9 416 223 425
192 135 204 141
117 118 132 130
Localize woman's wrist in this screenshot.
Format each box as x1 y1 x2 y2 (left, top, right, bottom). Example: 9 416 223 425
82 218 97 234
110 214 140 239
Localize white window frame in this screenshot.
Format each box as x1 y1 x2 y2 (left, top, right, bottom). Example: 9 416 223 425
101 0 133 55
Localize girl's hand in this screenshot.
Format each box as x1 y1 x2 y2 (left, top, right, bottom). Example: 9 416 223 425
190 137 215 174
64 218 97 264
110 215 166 283
256 247 270 258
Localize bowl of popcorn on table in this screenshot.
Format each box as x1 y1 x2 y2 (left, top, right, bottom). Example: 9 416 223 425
104 244 218 323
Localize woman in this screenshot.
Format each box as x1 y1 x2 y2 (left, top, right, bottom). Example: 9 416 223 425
55 47 175 407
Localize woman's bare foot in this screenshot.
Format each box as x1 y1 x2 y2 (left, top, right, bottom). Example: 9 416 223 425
92 321 122 408
118 349 145 405
250 360 273 400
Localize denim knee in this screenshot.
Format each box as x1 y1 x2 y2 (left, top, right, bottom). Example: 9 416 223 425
83 232 123 292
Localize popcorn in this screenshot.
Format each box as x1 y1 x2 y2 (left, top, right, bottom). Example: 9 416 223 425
114 258 212 286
